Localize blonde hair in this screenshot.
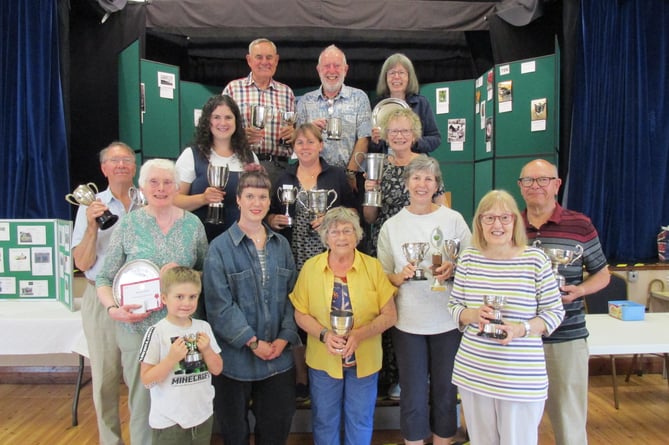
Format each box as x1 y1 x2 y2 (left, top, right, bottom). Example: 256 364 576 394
161 266 201 295
471 190 527 250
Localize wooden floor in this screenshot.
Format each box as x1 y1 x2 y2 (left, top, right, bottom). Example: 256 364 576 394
0 374 667 445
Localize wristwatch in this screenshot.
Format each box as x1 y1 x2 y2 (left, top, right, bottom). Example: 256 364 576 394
521 321 531 338
319 328 329 343
248 340 259 350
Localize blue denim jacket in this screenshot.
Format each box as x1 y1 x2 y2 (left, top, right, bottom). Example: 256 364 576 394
203 222 299 381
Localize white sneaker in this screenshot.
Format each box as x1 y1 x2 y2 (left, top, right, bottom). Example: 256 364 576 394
388 383 401 400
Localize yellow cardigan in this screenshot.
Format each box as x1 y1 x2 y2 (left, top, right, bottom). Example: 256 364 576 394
289 249 397 379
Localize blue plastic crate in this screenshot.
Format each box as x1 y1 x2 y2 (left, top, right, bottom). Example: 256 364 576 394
608 300 645 321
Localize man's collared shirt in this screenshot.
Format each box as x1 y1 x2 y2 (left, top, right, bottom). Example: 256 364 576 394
223 73 295 157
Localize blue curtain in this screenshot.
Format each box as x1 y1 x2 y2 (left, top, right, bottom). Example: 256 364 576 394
568 0 669 262
0 1 70 219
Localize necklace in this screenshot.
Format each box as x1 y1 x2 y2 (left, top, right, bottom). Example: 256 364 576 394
240 223 266 244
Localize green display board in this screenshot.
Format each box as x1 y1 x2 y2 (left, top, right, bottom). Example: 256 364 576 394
141 60 181 159
179 81 223 151
421 80 475 163
474 68 496 162
0 219 74 310
441 162 475 224
118 40 141 152
494 54 557 157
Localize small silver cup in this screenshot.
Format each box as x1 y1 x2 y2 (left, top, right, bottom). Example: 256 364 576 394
533 240 584 292
128 186 147 209
296 188 338 218
402 242 430 280
480 295 507 339
65 183 118 230
277 185 298 227
326 117 342 140
330 309 355 367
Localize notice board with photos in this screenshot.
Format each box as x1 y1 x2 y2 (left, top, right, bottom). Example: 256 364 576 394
0 219 74 310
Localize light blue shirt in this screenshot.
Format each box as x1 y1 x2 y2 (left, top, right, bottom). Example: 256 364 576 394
71 187 138 281
296 84 372 168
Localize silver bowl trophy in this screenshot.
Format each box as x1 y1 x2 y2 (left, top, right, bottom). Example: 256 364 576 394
279 110 297 148
205 164 230 225
276 185 297 227
479 295 507 339
402 242 430 280
355 152 388 207
330 309 355 367
128 186 147 209
296 188 338 223
65 183 118 230
326 117 342 140
533 240 584 292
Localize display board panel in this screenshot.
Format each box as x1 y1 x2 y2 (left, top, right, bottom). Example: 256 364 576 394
0 219 74 310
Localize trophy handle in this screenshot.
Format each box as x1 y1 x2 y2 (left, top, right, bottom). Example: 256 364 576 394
532 239 542 248
64 194 80 206
353 152 366 172
326 190 338 210
296 189 309 210
221 166 231 188
570 245 584 264
86 183 99 194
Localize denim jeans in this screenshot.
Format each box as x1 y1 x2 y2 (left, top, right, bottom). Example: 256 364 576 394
309 367 378 445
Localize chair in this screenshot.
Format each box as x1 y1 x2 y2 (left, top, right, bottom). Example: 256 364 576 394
584 273 628 314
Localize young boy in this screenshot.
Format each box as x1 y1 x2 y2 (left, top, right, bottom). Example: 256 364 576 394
139 266 223 445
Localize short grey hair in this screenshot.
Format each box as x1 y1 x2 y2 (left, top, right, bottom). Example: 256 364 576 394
248 38 277 54
376 53 420 96
138 158 180 190
402 155 443 191
317 207 363 247
318 44 347 66
99 141 134 163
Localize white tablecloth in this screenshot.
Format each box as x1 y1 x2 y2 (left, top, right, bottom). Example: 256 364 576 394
0 300 88 356
586 313 669 356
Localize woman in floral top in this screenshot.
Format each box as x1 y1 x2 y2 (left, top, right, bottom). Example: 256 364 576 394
96 158 208 444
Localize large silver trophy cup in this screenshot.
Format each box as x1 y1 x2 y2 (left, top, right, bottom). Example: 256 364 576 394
205 164 230 225
402 242 430 280
65 183 118 230
431 237 461 291
330 309 355 367
296 188 338 219
534 240 583 292
276 185 298 227
355 152 387 207
479 295 507 339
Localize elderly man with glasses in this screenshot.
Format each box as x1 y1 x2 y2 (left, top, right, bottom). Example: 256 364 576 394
518 158 611 445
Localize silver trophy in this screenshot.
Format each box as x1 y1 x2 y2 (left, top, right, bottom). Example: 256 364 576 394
355 152 387 207
533 240 584 292
279 110 297 148
479 295 507 339
402 242 430 280
250 105 267 150
430 228 446 291
65 183 118 230
128 186 147 209
182 333 205 373
326 117 342 140
205 164 230 225
330 309 355 367
296 188 338 218
276 185 298 227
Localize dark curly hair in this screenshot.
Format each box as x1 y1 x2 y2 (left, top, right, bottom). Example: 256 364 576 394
192 95 255 165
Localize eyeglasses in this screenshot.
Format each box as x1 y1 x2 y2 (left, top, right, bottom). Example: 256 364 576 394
480 213 515 225
518 176 556 187
327 228 355 237
105 157 135 165
388 129 412 137
387 70 408 78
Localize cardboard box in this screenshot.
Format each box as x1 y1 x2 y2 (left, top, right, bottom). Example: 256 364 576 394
608 300 645 321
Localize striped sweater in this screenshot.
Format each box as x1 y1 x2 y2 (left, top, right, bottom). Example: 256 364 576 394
449 247 565 402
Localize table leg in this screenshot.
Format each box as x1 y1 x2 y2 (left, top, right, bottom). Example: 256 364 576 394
71 354 85 427
610 355 619 409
